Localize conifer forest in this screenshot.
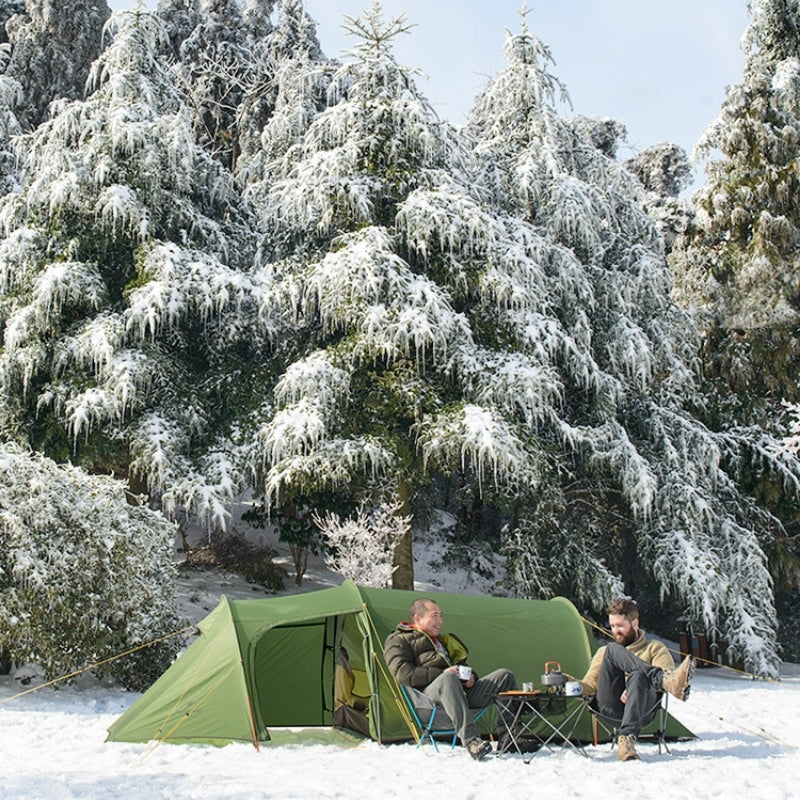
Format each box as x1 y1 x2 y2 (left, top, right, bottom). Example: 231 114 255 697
1 0 800 685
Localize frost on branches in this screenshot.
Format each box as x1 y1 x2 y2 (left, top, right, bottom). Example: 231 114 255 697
0 8 264 532
462 8 794 676
0 443 179 690
248 4 553 591
0 1 794 677
677 0 800 328
315 503 409 587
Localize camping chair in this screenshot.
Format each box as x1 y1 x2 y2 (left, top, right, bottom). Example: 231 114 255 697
588 691 671 754
398 685 490 752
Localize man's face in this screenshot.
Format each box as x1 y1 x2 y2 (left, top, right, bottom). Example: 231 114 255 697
414 602 443 638
608 613 639 646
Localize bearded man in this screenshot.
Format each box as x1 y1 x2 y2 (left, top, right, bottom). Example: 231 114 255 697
574 598 695 762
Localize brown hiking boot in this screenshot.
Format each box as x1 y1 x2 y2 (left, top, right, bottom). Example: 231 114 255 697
617 734 639 761
466 737 492 761
661 655 696 701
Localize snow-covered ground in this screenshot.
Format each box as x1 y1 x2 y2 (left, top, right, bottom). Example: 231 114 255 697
1 532 798 799
1 659 797 799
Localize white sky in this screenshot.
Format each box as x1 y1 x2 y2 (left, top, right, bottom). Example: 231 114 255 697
109 1 749 181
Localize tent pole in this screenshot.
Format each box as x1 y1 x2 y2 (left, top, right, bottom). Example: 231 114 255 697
246 695 260 751
362 603 418 743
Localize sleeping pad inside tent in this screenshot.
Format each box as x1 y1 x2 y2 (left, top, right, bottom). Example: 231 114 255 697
106 580 693 747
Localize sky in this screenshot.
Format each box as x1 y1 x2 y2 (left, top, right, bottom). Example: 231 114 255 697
108 1 751 184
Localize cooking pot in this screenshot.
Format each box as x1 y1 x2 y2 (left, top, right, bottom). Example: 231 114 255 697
541 660 565 688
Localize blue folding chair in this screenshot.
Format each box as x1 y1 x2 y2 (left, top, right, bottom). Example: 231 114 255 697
399 685 490 751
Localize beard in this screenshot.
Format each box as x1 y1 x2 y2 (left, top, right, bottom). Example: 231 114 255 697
615 628 637 646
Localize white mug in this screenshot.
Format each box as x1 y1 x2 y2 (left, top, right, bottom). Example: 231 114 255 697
564 681 582 696
458 664 473 681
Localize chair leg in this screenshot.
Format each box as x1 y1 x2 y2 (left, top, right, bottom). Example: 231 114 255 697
421 728 439 751
656 703 670 754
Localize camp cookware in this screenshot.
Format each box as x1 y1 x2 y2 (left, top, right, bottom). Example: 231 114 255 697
541 661 565 688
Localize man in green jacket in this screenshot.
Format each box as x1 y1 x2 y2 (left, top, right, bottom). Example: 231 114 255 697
384 597 517 760
575 598 695 762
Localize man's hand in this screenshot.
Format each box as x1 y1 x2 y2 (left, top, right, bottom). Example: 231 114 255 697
620 690 628 704
450 666 476 688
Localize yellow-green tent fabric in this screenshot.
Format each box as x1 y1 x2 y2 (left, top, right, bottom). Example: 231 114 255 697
106 581 693 746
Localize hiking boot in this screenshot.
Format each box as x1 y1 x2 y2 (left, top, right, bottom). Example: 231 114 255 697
661 655 696 701
617 733 640 762
466 737 492 761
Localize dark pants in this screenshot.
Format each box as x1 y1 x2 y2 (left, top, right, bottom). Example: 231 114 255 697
592 643 662 737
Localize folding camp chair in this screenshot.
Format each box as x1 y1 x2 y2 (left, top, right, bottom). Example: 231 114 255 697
589 691 671 754
399 685 490 751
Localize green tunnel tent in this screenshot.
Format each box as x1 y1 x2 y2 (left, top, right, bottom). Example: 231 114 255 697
106 581 694 746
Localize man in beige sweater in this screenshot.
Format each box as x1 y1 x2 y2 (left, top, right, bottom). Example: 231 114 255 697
575 598 695 762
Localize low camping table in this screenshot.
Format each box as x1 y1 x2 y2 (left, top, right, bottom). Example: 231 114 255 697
495 691 591 763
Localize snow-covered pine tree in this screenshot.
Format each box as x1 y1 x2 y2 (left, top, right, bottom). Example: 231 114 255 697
234 0 329 185
247 2 546 589
3 0 111 131
0 2 25 45
625 141 694 254
152 0 201 60
675 0 800 328
0 442 179 689
0 44 22 197
0 6 265 532
669 0 800 660
464 7 799 676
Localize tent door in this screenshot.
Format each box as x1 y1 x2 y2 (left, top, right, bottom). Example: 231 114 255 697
252 615 340 727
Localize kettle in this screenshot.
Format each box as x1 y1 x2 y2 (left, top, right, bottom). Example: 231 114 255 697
541 660 566 689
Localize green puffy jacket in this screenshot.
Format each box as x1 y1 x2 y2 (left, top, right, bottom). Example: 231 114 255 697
383 623 470 689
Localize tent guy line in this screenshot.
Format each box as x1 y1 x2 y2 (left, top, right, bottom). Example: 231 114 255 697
0 625 196 706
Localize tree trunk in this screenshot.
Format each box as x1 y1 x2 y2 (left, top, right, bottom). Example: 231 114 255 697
391 480 414 590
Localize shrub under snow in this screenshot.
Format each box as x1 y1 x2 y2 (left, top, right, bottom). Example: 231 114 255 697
0 443 180 690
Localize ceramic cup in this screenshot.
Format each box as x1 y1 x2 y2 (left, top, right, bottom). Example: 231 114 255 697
458 664 473 680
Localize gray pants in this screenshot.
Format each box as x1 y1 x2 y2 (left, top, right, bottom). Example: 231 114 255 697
423 668 517 744
592 643 662 737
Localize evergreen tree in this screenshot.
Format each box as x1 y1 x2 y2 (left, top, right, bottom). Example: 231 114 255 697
0 6 264 531
153 0 201 60
625 141 693 254
247 3 545 589
3 0 110 131
235 0 326 171
465 7 798 675
0 43 22 196
674 0 800 327
0 1 25 45
669 0 800 660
